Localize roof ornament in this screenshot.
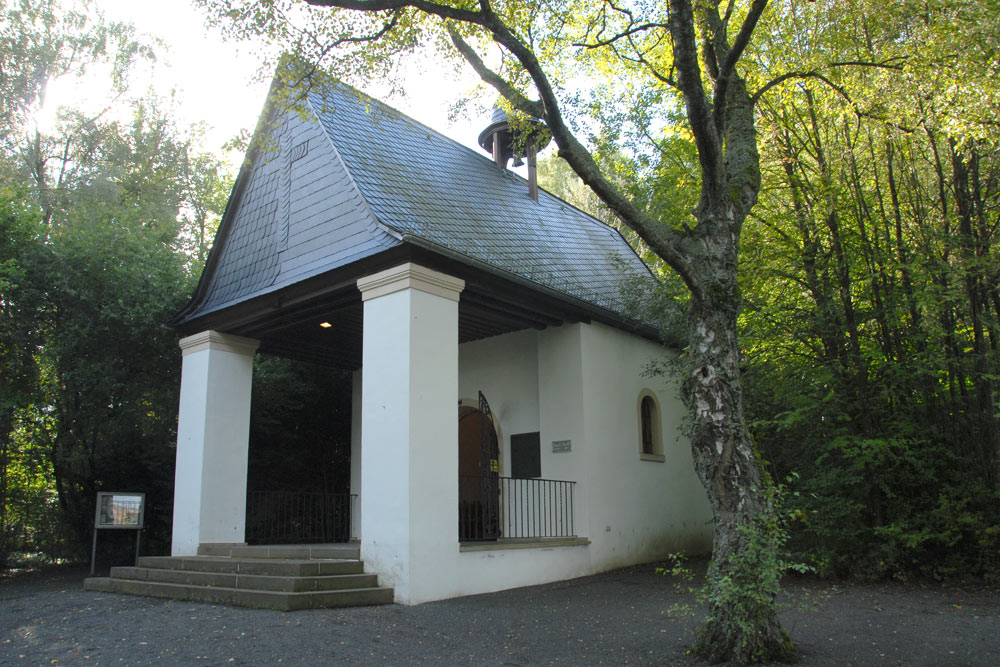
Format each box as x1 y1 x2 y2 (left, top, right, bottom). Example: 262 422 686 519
477 103 551 203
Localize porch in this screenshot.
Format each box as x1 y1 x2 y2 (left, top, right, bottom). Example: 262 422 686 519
171 263 600 604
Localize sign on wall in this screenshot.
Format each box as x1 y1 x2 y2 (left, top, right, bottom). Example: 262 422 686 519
552 439 572 453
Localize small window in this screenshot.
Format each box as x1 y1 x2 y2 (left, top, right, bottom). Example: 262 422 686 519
511 432 541 478
638 391 664 461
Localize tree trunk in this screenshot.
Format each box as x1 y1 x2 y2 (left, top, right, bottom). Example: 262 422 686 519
951 144 1000 487
0 411 11 569
682 204 796 664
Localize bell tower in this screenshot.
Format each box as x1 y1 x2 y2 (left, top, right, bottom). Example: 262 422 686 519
477 104 551 202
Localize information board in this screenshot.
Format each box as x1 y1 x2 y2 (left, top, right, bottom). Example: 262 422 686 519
94 492 145 529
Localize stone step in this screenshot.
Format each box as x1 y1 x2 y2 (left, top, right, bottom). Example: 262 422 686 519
136 555 363 577
109 566 378 592
84 577 393 611
197 543 360 560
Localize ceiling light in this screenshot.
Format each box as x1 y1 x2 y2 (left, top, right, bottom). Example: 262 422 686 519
319 321 332 329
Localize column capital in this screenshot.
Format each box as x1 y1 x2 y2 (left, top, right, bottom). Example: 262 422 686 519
178 330 260 357
357 263 465 302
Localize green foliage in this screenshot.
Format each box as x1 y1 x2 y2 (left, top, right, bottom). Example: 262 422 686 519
0 187 50 568
776 434 1000 581
738 0 1000 584
41 182 193 553
662 483 809 664
0 188 43 414
0 0 234 566
0 408 74 568
248 356 353 495
0 0 153 159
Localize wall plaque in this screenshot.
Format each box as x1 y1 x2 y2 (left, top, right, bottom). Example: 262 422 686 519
551 439 572 453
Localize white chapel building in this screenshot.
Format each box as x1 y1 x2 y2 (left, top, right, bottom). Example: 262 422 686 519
161 77 712 605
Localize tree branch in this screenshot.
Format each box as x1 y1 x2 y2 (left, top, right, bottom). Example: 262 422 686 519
305 0 482 24
573 22 668 49
720 0 768 80
576 0 664 50
828 58 906 70
289 10 403 91
753 70 915 133
712 0 768 137
669 0 723 203
697 9 721 83
307 0 701 294
752 58 908 105
446 28 544 118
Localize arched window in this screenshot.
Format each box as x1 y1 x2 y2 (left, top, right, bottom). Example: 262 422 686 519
638 390 664 461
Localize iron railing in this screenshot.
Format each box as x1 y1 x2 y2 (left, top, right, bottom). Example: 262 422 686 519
459 475 575 541
246 491 356 544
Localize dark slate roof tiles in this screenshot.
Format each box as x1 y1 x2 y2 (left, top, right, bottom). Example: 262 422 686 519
307 83 652 313
177 78 654 326
186 102 400 318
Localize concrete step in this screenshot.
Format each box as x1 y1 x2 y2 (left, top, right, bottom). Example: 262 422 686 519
108 566 378 592
84 576 393 611
197 543 360 560
136 556 363 577
85 543 391 611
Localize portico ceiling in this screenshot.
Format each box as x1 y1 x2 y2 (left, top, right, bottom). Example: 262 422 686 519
178 245 650 369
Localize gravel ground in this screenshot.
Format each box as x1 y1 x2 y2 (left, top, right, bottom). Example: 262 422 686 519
1 563 998 666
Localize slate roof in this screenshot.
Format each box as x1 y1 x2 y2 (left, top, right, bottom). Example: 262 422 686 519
309 84 652 311
172 78 655 328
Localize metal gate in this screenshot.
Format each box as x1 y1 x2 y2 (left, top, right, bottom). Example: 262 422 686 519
478 391 500 540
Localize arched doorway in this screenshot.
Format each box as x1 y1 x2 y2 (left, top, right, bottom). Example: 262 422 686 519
458 392 501 541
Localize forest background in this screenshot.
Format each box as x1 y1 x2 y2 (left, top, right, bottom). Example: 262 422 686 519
2 0 998 585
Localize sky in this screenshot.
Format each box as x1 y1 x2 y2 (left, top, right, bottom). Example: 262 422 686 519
41 0 489 160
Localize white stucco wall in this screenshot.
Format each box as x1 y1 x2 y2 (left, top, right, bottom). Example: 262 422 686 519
577 322 713 568
351 261 710 603
405 321 713 603
535 324 594 540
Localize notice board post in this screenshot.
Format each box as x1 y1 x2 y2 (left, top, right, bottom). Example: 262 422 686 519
90 492 145 576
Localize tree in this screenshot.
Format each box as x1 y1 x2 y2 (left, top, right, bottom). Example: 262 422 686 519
0 0 153 182
737 0 1000 580
0 0 235 563
0 187 48 567
205 0 812 660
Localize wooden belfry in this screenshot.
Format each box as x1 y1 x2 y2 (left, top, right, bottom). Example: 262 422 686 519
477 105 551 202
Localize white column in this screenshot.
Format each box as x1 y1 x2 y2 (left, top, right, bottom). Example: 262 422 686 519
357 263 464 604
171 330 259 556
